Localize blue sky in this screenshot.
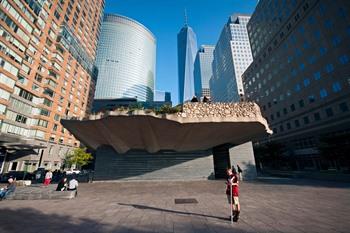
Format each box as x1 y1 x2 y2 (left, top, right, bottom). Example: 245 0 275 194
105 0 258 104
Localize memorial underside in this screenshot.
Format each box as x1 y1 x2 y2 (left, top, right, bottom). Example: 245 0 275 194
61 102 271 180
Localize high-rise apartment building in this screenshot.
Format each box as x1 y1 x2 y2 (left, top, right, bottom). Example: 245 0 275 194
243 0 350 169
194 45 214 99
177 22 198 103
210 14 253 102
0 0 104 173
94 14 156 103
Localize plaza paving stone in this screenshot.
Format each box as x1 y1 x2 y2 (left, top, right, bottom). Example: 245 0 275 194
0 177 349 233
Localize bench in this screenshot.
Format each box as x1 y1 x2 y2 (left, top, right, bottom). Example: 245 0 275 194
5 189 77 200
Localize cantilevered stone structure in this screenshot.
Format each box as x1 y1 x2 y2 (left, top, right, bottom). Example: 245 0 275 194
61 102 271 180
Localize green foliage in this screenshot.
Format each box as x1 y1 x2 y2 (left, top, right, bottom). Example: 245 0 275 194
155 104 182 114
128 103 144 112
64 147 93 169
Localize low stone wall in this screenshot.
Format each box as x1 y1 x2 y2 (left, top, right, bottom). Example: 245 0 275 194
178 102 260 118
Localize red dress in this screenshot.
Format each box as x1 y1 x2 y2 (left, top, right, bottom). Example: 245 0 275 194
226 174 239 197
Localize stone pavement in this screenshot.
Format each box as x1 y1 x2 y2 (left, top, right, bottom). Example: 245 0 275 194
0 177 349 233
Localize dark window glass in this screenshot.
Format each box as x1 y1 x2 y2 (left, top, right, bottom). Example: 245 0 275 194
313 71 321 80
290 104 296 111
295 119 300 127
303 78 310 87
320 47 327 56
283 108 288 115
320 89 328 98
287 123 291 129
276 111 280 118
303 116 310 124
280 125 284 132
314 112 321 121
325 108 334 117
325 64 334 73
332 82 342 92
308 95 316 103
299 99 304 107
339 102 349 112
332 36 341 46
339 54 349 64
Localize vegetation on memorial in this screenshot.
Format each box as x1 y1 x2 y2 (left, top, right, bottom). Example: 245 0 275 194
115 103 182 115
154 104 182 114
64 147 93 169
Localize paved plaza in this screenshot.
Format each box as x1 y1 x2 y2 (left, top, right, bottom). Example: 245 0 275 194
0 178 349 233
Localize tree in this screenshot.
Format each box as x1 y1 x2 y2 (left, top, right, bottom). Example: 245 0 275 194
64 148 93 169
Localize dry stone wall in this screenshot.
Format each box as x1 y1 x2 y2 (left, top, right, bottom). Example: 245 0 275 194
177 102 261 118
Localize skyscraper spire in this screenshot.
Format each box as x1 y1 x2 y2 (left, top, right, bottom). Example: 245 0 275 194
184 8 188 26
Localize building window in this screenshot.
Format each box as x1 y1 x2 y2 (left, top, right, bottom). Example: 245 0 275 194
290 104 296 112
332 36 341 46
320 47 327 56
303 116 310 124
286 123 291 130
308 95 316 103
299 100 305 108
332 82 342 92
325 64 334 73
320 89 328 98
295 84 301 92
324 19 333 29
314 112 321 121
283 108 288 115
10 162 18 171
303 78 310 87
339 55 349 64
313 71 321 80
295 119 300 127
314 30 321 40
339 102 349 112
325 108 334 117
279 125 284 132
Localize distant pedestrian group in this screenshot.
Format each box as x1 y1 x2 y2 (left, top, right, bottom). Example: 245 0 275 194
0 177 16 200
190 95 211 103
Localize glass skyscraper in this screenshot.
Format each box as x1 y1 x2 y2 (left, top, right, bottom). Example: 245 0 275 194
243 0 350 170
194 45 215 99
177 23 198 103
94 14 156 102
210 14 253 102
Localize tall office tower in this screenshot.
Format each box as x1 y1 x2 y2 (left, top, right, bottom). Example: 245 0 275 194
210 14 253 102
177 20 198 103
194 45 214 99
243 0 350 170
0 0 104 173
154 90 171 103
94 14 156 103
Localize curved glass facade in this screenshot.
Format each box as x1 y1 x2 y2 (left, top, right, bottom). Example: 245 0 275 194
94 14 156 102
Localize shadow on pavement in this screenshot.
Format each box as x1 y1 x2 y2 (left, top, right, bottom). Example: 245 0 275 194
118 203 228 221
0 208 167 233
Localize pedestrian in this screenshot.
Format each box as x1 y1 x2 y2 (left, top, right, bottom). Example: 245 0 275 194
226 168 240 222
56 177 68 191
202 96 210 103
43 170 53 186
68 176 79 197
190 96 199 102
0 177 16 200
237 164 243 181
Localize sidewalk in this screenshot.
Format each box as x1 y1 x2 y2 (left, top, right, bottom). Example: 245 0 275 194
0 179 349 233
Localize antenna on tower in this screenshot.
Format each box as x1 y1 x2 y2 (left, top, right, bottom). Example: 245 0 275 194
184 8 188 26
